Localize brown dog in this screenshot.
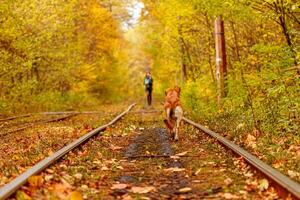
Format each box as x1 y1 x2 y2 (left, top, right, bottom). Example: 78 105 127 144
163 86 183 141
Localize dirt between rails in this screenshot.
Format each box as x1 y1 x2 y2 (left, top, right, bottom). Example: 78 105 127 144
9 103 280 200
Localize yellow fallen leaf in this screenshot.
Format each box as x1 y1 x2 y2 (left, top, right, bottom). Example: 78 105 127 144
12 155 20 161
48 150 54 156
16 191 32 200
70 191 83 200
164 167 185 172
178 187 192 193
175 151 188 156
258 179 269 191
28 175 44 187
131 186 155 194
193 168 201 176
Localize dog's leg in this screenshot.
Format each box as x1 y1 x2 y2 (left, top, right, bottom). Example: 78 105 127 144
164 108 173 136
174 106 183 141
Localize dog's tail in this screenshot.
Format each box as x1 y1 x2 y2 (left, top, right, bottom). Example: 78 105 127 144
164 119 174 130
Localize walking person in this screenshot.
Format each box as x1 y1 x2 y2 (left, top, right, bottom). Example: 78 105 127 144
144 71 153 106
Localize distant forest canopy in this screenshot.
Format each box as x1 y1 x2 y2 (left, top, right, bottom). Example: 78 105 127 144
0 0 134 113
0 0 299 139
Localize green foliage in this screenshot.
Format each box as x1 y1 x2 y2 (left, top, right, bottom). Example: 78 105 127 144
181 78 217 120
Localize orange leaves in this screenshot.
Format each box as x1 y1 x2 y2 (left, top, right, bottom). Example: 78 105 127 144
28 175 44 187
69 191 83 200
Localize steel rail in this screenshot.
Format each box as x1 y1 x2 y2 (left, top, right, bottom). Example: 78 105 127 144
0 114 31 123
0 114 76 137
0 111 107 122
183 117 300 199
0 103 136 200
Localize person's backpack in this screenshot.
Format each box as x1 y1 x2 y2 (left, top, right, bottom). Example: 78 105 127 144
144 77 152 88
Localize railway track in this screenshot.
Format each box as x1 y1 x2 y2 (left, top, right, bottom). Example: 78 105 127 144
0 102 299 199
0 114 77 137
0 103 136 199
183 118 300 199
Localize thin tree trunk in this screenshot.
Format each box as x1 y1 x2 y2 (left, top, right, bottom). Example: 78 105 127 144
204 13 216 83
215 16 228 106
178 21 187 84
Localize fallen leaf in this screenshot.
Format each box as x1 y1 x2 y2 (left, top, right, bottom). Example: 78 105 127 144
170 155 180 160
45 175 54 182
177 187 192 193
193 168 201 176
46 169 54 174
288 170 300 178
93 160 101 165
53 183 71 199
224 178 233 186
110 145 123 151
175 151 188 156
117 166 124 170
111 183 128 190
81 185 88 190
258 179 269 191
245 134 257 148
236 123 245 130
131 186 155 194
16 191 32 200
164 167 185 172
101 166 109 171
222 193 239 199
28 175 44 187
122 194 134 200
74 173 83 180
48 150 54 156
70 191 83 200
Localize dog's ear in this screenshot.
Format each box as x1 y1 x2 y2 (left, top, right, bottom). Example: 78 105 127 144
175 86 181 96
165 88 171 96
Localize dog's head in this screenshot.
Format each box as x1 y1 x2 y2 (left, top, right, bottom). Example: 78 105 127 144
165 86 181 97
174 86 181 96
165 88 172 96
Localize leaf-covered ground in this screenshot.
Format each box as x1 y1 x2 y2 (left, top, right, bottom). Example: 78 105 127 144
3 102 282 199
0 104 127 188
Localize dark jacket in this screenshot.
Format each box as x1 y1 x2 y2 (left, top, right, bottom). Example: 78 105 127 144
144 76 153 90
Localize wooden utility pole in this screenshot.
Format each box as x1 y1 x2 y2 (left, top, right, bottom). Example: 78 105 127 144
215 16 227 105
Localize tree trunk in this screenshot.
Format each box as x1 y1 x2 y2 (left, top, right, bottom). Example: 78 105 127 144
215 16 227 106
178 21 187 84
204 13 216 83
